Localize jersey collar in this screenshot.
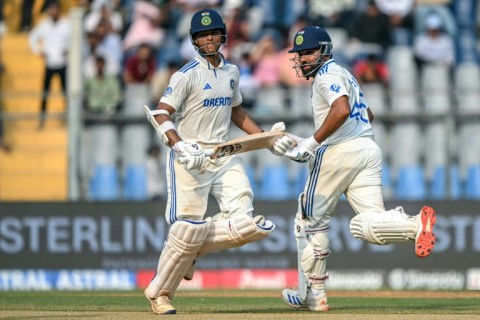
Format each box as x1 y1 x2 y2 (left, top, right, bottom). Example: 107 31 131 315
196 53 226 69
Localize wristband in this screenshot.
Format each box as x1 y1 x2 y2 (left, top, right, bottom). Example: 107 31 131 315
305 136 321 151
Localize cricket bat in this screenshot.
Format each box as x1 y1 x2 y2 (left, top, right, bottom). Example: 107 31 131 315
204 131 295 159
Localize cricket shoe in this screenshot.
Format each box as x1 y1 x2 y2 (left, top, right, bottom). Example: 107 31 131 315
144 291 176 315
415 206 436 258
281 289 329 311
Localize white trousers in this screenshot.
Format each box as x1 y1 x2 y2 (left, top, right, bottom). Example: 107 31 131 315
303 137 386 228
165 150 254 224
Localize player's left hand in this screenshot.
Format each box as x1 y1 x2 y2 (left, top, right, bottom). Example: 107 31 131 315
270 122 285 132
174 141 206 170
284 136 320 163
271 135 296 155
269 122 290 156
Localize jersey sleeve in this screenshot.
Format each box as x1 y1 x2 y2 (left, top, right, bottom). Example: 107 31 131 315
231 66 243 107
159 71 189 111
316 73 349 107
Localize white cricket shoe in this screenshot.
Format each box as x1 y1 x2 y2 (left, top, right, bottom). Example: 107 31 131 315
415 206 437 258
144 292 176 315
281 288 329 311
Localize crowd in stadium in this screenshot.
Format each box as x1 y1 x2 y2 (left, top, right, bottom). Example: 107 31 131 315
16 0 480 201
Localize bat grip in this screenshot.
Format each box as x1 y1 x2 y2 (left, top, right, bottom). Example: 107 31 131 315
204 149 214 157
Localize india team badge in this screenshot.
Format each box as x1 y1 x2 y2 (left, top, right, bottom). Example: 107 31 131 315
201 12 212 26
295 31 304 45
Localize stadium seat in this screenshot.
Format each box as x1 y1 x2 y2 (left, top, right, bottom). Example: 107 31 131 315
362 83 388 116
390 123 422 175
430 165 446 199
90 124 119 165
253 86 287 116
293 165 309 196
455 63 480 114
124 164 148 200
421 65 451 114
390 92 420 115
289 86 312 117
424 122 447 181
259 164 291 200
382 163 394 200
121 125 150 166
458 124 480 179
90 164 119 201
395 165 426 200
449 164 462 200
465 165 480 199
245 164 259 197
123 84 151 116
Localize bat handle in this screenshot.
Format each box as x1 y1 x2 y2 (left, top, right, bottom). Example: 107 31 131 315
204 148 214 157
177 148 215 165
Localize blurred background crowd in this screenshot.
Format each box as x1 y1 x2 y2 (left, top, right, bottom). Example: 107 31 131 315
0 0 479 203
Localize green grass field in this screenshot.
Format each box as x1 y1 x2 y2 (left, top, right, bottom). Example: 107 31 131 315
1 290 479 320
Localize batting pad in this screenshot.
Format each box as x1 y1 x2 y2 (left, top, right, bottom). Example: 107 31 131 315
197 213 275 256
350 207 417 245
145 219 210 299
296 221 330 301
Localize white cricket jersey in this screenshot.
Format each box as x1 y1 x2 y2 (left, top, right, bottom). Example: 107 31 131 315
160 54 243 144
312 59 373 145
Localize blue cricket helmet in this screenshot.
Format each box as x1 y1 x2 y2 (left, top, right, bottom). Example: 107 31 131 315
288 26 333 79
189 9 227 40
288 26 332 54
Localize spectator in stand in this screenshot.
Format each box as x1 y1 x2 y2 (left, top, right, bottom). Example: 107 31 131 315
0 119 11 153
94 18 123 69
374 0 414 45
352 53 389 87
250 34 281 88
84 0 123 34
0 61 11 152
413 13 455 69
19 0 35 31
84 55 122 116
279 17 311 88
151 61 182 103
308 0 356 29
122 0 165 52
123 43 156 85
349 0 391 49
83 31 121 79
28 1 70 128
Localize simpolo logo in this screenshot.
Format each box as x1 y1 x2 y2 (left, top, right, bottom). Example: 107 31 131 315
295 35 303 45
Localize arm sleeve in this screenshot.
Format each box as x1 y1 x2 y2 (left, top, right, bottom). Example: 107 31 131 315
316 73 349 106
28 25 43 55
231 66 243 107
159 72 189 111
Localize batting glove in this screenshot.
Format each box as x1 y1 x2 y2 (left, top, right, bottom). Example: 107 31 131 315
284 136 320 163
269 122 289 156
270 122 286 132
174 141 206 170
271 135 296 155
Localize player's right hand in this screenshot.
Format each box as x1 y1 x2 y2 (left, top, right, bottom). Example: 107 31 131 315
284 136 320 163
174 141 206 170
271 135 296 155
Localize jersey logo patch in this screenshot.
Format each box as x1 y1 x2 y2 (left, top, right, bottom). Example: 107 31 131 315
203 83 212 90
230 79 235 89
329 84 340 93
163 87 173 97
